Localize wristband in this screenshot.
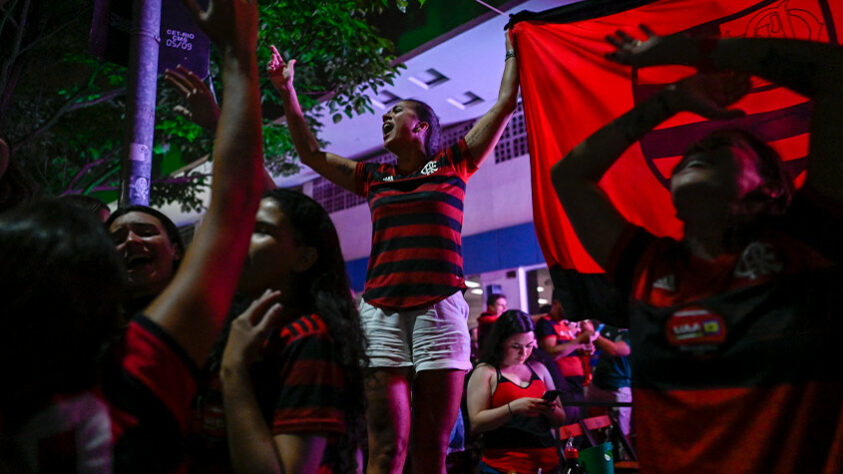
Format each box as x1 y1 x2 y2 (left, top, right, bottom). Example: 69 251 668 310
697 37 719 72
505 50 516 61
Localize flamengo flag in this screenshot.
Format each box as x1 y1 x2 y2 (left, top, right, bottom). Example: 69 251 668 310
512 0 841 281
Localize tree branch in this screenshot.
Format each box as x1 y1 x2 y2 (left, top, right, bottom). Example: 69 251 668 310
89 185 119 193
62 150 117 194
82 160 121 194
67 87 126 112
11 86 125 153
0 0 29 103
0 59 22 118
0 0 21 36
17 9 82 56
154 173 211 186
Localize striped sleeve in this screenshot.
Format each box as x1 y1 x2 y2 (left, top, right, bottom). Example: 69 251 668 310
105 315 200 472
446 138 477 179
270 315 346 435
354 162 377 197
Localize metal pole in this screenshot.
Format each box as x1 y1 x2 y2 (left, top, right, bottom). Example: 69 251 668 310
119 0 162 207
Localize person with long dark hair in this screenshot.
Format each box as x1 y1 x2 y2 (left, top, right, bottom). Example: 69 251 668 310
57 193 111 222
0 0 265 470
268 30 521 474
467 310 566 474
0 202 125 470
551 28 843 472
186 189 368 473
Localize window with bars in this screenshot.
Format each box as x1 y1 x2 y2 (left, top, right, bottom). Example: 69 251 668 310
493 101 529 164
312 101 528 213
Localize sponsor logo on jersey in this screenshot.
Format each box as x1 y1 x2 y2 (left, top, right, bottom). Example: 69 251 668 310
382 175 393 182
666 306 726 352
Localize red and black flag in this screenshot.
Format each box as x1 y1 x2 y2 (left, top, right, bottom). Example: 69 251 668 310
510 0 841 319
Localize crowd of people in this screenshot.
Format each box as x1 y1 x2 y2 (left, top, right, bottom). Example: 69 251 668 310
0 0 841 472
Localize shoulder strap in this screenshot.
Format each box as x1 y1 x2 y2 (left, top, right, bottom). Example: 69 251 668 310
527 362 541 381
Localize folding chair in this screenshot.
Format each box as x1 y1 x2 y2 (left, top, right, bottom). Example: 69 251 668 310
559 415 638 472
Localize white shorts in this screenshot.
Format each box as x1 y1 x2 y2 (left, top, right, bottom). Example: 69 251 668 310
360 291 472 372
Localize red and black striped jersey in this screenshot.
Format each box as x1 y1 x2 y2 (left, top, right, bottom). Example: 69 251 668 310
266 313 346 437
355 138 478 311
607 191 843 473
106 315 200 473
12 315 198 474
187 313 347 473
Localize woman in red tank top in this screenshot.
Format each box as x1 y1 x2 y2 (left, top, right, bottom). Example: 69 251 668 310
467 310 568 473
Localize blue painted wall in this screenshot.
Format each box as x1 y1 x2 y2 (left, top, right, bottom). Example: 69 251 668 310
345 222 544 292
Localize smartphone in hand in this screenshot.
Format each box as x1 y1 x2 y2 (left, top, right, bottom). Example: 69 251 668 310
542 389 561 401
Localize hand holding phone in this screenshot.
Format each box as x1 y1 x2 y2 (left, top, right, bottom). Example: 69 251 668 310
542 389 561 401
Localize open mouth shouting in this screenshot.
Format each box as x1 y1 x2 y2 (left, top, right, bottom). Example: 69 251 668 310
382 121 394 139
125 252 154 271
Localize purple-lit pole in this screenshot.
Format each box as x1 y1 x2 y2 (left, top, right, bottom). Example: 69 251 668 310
120 0 162 206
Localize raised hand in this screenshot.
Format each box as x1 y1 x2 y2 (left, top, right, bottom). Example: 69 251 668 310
164 65 221 130
180 0 258 56
667 72 751 120
267 45 295 92
605 24 697 68
222 290 284 371
575 328 595 345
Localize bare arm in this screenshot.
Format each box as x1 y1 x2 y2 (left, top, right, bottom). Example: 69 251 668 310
223 365 286 474
593 335 630 357
464 31 520 166
221 292 328 474
165 65 276 191
144 0 264 364
466 365 512 435
268 47 358 192
223 369 327 474
712 39 843 202
467 364 553 435
538 334 588 359
551 73 749 269
608 28 843 203
551 88 676 269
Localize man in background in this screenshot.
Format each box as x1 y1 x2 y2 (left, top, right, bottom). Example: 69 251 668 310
474 293 507 356
536 290 595 422
587 324 632 437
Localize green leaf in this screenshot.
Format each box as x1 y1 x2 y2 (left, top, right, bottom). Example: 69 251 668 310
4 0 412 208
